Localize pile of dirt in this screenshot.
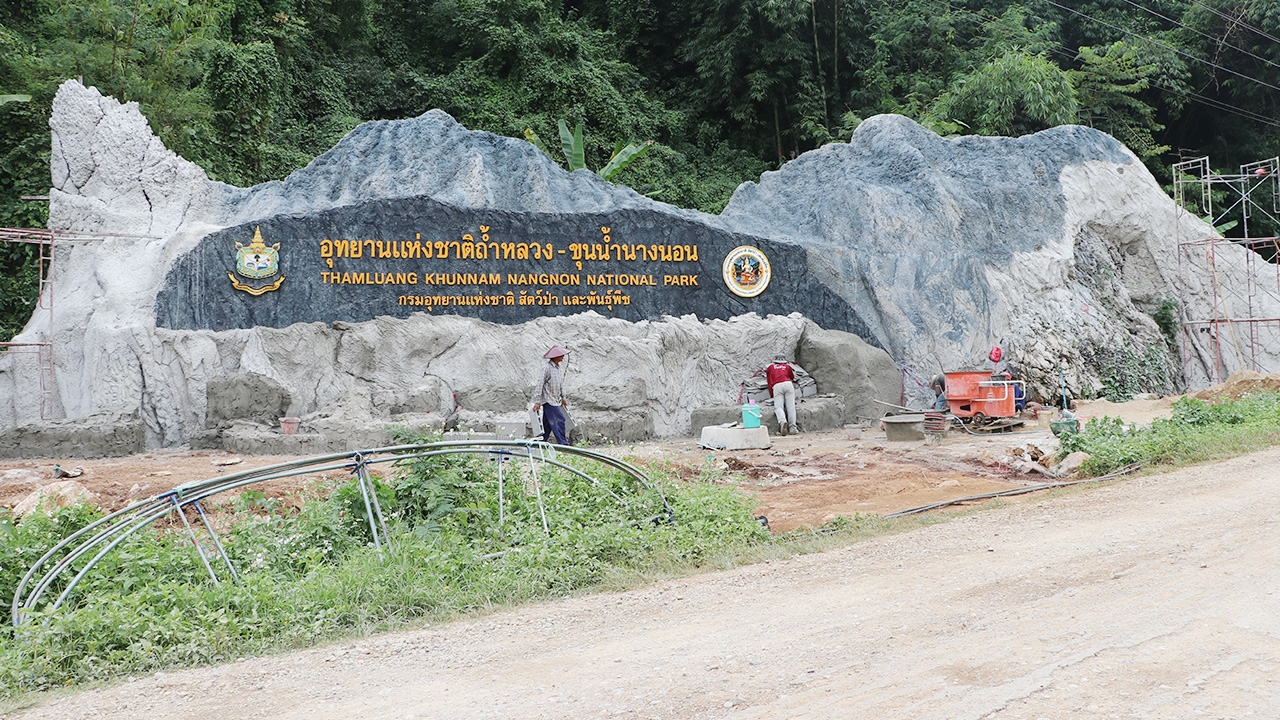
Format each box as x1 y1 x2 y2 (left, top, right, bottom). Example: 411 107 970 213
1072 396 1178 424
1193 369 1280 401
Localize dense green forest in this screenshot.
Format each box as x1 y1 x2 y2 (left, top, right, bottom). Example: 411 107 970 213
2 0 1279 339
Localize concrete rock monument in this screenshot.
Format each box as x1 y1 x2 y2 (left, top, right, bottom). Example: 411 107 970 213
0 79 1271 455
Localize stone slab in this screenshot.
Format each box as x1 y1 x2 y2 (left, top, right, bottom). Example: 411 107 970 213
0 406 144 459
154 197 876 340
691 395 846 437
698 426 772 450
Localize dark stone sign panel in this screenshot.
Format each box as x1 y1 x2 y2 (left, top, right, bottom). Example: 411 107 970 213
155 195 877 344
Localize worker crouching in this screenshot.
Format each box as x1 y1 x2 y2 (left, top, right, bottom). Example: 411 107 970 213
766 353 798 436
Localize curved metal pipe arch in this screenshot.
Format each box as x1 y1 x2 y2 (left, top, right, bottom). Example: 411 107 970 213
13 440 669 626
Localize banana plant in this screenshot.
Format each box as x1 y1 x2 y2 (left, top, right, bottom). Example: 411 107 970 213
1207 217 1238 234
557 119 587 172
524 120 651 182
598 139 651 181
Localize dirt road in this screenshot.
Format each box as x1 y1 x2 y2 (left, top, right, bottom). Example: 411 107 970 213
12 444 1280 719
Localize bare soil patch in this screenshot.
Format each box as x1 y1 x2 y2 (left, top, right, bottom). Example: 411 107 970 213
617 424 1071 532
1072 396 1178 425
0 450 349 517
1 418 1123 533
1193 369 1280 401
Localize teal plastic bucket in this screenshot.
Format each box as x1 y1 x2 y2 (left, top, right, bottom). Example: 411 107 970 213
741 404 762 428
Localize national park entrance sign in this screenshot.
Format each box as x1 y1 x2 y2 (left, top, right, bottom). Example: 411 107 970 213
156 195 873 338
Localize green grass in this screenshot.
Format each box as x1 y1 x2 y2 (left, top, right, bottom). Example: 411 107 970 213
9 394 1280 705
1062 392 1280 475
0 440 968 704
0 447 776 698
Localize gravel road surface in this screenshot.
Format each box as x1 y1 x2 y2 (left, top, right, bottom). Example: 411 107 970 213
11 446 1280 719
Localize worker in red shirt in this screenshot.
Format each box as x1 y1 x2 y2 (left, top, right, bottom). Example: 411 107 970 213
765 353 798 436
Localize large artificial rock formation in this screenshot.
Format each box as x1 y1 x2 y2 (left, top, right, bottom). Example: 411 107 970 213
718 115 1271 401
2 79 1273 455
796 322 902 423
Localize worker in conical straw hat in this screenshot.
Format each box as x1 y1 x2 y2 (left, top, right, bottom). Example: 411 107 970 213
532 345 571 444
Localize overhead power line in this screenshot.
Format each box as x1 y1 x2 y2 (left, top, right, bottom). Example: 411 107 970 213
1041 0 1280 95
1039 44 1280 128
1041 44 1280 129
1187 0 1280 47
1117 0 1280 72
940 1 1280 130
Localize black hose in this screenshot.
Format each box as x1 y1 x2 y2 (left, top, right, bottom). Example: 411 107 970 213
883 463 1142 518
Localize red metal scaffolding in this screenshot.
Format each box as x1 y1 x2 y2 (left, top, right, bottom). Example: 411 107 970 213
0 227 55 418
1175 156 1280 385
2 225 156 419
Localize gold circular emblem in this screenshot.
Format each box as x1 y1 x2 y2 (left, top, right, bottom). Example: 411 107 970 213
722 245 772 298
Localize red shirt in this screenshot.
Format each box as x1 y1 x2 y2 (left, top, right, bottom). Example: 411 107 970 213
765 363 795 395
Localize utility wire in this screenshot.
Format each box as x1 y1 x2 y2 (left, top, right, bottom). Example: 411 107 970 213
944 1 1280 130
1041 0 1280 94
1117 0 1280 72
1187 0 1280 47
1037 40 1279 127
1040 44 1280 129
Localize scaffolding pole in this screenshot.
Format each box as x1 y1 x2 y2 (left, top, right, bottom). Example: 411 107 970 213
0 228 55 418
1174 157 1280 385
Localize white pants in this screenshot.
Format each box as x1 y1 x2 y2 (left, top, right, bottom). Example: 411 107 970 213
772 381 796 427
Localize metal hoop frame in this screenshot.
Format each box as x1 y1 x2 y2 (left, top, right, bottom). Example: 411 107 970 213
12 440 669 626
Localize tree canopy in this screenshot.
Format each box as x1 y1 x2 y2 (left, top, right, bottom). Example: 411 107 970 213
3 0 1280 338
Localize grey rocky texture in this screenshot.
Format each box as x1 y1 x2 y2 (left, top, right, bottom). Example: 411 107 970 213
796 322 902 423
718 114 1266 402
0 405 144 459
454 382 533 414
205 372 292 429
217 416 445 456
5 79 1268 452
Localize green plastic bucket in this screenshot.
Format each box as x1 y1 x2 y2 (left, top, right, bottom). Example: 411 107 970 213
741 404 762 428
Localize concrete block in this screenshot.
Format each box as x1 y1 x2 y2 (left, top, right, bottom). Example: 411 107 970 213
494 421 527 439
698 426 772 450
690 405 742 437
882 414 925 441
0 405 144 459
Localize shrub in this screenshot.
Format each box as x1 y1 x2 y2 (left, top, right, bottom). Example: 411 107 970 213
1062 392 1280 475
0 450 767 695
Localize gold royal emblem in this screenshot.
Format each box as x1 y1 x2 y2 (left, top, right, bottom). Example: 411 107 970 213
228 226 285 296
722 245 771 298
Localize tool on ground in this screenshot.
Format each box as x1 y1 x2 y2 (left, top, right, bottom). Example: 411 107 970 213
1059 367 1070 410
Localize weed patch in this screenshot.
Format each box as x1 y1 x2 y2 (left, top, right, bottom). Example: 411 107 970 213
0 446 769 696
1061 392 1280 475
